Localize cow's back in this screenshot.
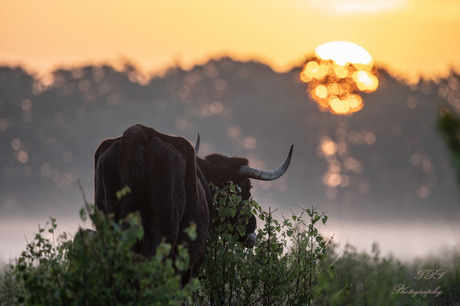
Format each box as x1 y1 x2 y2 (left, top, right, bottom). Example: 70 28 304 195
94 125 211 281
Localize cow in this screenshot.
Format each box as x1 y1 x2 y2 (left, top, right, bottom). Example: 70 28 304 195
94 124 293 283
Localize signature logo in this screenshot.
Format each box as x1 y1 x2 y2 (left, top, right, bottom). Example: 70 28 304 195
391 269 447 298
391 284 442 298
414 269 448 280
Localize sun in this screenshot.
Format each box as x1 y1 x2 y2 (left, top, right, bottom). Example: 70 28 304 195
315 41 373 67
300 41 379 115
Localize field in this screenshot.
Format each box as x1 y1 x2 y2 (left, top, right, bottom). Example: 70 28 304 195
1 183 459 305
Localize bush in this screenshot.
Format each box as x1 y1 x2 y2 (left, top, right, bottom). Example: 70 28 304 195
196 182 337 305
1 183 336 305
1 209 197 305
317 243 420 305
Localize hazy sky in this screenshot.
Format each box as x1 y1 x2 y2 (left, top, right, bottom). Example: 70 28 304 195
1 0 460 83
2 0 460 263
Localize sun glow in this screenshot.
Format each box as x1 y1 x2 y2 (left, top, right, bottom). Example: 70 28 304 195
315 41 373 67
300 41 379 115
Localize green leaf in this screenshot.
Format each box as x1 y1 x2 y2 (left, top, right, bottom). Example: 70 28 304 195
116 185 131 200
183 222 198 241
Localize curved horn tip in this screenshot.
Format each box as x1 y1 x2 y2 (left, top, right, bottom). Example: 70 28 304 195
283 144 294 169
237 144 294 181
288 144 294 158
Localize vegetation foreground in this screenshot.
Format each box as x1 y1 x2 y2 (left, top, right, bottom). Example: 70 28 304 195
1 183 459 305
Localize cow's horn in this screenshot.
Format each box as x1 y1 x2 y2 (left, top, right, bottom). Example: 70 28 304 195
238 145 294 181
195 133 200 154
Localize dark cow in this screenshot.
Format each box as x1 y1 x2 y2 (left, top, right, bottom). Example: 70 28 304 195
94 124 293 282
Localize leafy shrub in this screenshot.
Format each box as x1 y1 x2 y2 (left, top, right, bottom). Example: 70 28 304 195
438 107 460 184
316 243 460 305
316 243 420 305
1 208 197 305
1 183 336 305
196 182 337 305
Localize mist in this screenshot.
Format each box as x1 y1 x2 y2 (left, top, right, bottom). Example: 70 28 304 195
1 57 460 264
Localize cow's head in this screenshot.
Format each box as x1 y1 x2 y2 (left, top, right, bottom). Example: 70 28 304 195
196 145 293 247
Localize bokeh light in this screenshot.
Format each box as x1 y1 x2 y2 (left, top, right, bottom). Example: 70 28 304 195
300 41 379 115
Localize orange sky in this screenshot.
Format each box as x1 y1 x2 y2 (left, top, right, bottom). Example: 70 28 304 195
1 0 460 83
